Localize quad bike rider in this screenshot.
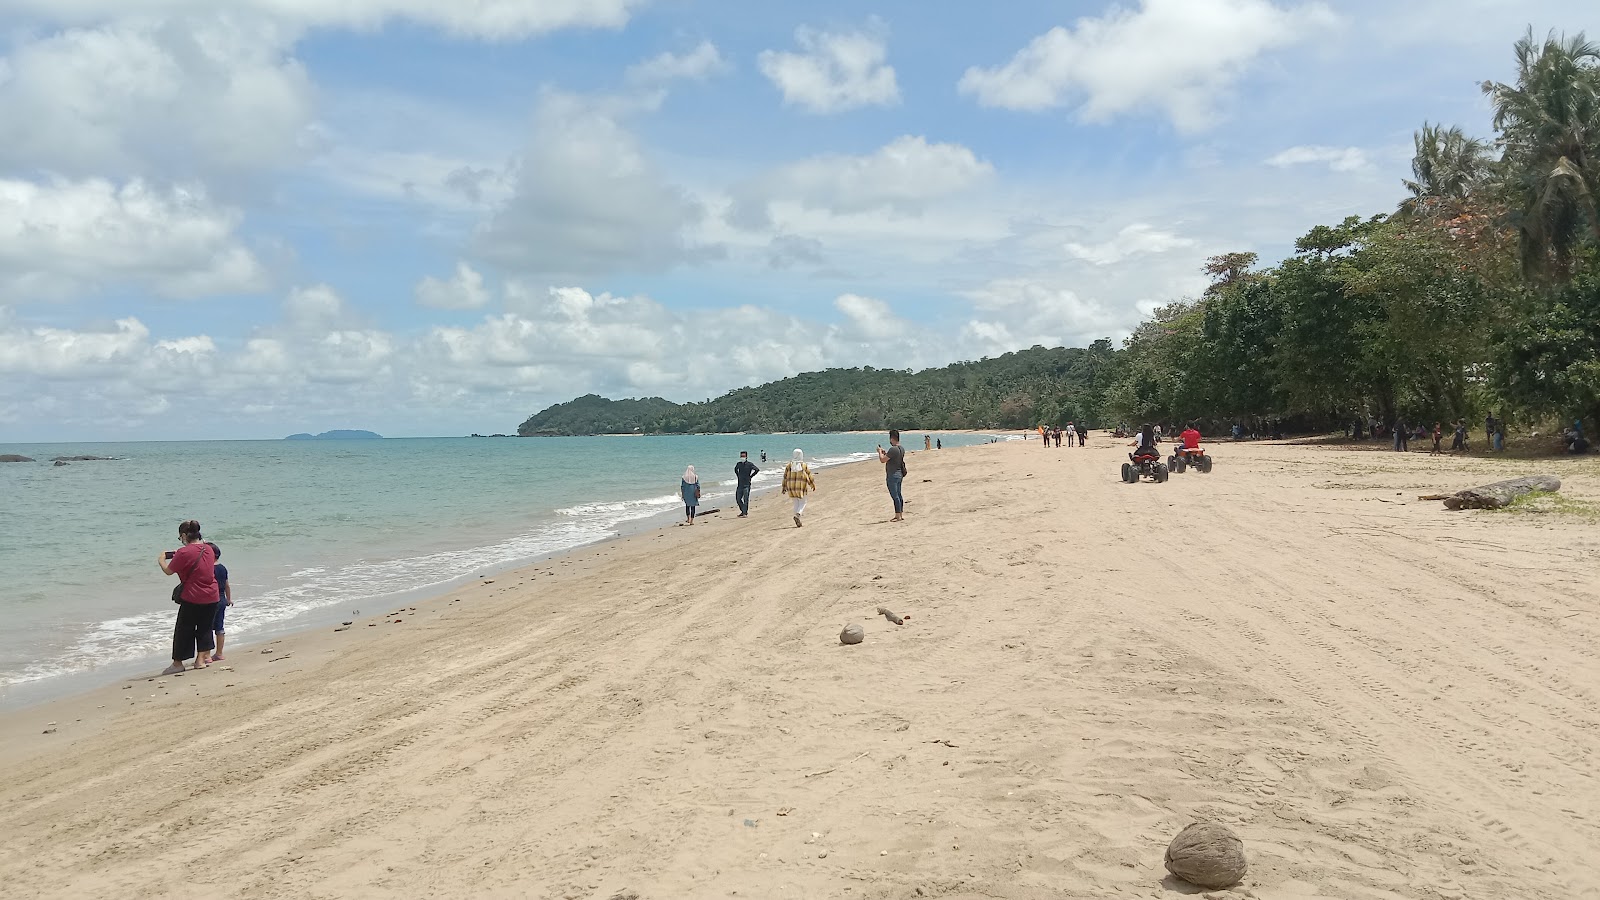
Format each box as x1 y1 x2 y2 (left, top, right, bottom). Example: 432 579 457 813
1169 422 1214 473
1122 424 1168 483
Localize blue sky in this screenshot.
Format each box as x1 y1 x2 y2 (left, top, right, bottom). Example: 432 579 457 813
0 0 1591 440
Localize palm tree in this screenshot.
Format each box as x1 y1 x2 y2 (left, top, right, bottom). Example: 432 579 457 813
1399 123 1493 216
1482 28 1600 280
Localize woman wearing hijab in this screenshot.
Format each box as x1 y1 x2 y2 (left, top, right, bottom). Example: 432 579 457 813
680 466 701 525
782 449 817 527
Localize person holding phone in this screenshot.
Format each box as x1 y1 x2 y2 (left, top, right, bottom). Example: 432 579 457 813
157 519 219 674
878 429 907 522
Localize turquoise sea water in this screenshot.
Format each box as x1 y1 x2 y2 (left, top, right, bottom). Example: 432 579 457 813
0 433 998 703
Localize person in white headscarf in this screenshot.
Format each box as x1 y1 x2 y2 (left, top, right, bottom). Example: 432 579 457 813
781 449 816 527
680 465 701 525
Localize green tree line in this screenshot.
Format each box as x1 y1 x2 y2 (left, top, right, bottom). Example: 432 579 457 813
522 29 1598 440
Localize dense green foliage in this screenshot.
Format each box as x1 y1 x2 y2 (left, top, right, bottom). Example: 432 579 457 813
1103 27 1600 434
523 29 1600 439
519 345 1117 435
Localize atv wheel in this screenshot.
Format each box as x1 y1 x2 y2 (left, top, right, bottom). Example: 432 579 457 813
1154 464 1169 483
1199 456 1213 473
1120 462 1134 483
1173 456 1186 473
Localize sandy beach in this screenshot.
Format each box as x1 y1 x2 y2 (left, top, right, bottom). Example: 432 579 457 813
2 438 1597 900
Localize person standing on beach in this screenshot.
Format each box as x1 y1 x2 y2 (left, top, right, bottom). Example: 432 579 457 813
733 452 759 518
878 429 907 522
935 437 941 450
782 449 816 527
925 434 932 451
158 519 219 674
1431 422 1444 456
207 542 233 662
680 466 701 525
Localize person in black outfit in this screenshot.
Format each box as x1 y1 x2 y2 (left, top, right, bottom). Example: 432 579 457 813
734 451 759 518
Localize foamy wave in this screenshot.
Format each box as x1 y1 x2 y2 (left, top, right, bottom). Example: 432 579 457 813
556 494 680 518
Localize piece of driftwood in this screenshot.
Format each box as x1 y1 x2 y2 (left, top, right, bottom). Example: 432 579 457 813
876 606 904 625
1442 474 1561 510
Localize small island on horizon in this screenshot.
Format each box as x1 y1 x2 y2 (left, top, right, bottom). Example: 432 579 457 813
284 430 384 441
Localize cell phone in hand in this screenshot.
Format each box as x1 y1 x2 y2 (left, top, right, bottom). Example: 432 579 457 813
165 551 176 559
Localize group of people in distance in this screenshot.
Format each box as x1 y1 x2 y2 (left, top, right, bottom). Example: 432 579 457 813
679 429 921 529
1036 423 1086 447
157 519 234 674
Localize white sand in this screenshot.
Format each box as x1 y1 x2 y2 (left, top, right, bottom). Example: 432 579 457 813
1 438 1597 899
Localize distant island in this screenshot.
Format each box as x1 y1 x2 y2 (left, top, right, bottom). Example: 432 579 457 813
517 344 1115 436
284 430 384 440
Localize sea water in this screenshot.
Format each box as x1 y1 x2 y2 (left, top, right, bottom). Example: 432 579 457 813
0 433 996 704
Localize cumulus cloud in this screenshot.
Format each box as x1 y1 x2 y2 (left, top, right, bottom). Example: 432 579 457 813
0 17 315 178
758 25 900 113
472 92 708 279
1064 223 1196 266
4 0 645 40
415 263 493 310
958 0 1334 130
0 177 267 300
960 278 1133 356
1265 145 1370 172
626 40 729 84
733 136 993 229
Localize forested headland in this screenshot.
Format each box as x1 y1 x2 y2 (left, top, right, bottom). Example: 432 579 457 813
521 29 1600 439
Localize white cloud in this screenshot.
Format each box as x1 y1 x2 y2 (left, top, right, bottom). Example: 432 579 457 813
1265 145 1370 172
758 25 900 113
1064 223 1196 266
960 278 1132 355
3 1 645 41
0 316 154 378
0 17 315 178
736 137 993 226
833 293 905 342
0 177 267 300
472 92 707 278
415 263 492 310
626 40 728 84
958 0 1335 130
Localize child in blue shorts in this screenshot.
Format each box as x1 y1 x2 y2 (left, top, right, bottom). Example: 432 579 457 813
206 542 233 661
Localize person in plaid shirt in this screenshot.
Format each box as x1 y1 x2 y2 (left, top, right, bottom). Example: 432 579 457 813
782 449 817 527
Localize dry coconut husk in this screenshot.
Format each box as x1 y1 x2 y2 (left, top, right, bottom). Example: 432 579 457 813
1164 822 1247 889
839 623 864 645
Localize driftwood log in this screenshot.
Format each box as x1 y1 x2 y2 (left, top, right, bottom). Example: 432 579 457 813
876 606 904 625
1442 474 1561 510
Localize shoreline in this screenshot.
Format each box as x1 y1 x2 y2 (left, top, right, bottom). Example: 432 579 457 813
4 439 1594 898
0 442 970 714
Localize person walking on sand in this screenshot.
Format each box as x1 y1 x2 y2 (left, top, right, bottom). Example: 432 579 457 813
879 429 907 522
158 519 219 674
1452 419 1468 452
1431 422 1443 456
782 449 816 527
734 451 758 518
680 466 701 525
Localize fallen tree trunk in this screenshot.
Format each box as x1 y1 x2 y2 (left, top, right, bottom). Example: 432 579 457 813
1442 475 1562 510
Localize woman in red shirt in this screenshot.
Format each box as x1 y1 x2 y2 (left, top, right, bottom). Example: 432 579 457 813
158 519 219 674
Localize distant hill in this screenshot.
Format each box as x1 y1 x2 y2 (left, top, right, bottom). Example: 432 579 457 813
284 430 383 440
518 344 1117 436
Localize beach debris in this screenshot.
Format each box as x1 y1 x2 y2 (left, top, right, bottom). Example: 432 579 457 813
334 627 349 632
928 739 958 748
607 892 640 900
42 727 56 734
1164 822 1247 890
744 819 759 828
1440 474 1561 510
369 622 378 626
840 623 864 645
877 606 905 625
268 654 294 663
806 750 871 778
777 807 793 816
342 621 352 625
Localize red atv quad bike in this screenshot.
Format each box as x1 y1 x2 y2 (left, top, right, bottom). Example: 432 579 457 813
1121 450 1168 483
1168 445 1214 473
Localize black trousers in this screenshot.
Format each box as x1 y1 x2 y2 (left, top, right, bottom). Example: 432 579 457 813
173 601 217 661
736 483 751 515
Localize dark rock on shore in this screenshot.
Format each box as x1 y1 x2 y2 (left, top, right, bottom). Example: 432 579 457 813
0 454 34 463
54 460 69 466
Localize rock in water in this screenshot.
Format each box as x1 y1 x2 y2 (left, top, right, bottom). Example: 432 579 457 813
839 623 864 645
1164 822 1247 889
